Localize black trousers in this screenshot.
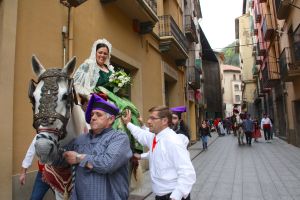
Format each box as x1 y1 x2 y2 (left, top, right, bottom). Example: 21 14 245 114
245 131 252 145
155 193 190 200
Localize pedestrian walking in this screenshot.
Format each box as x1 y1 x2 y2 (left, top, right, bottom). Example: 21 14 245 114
199 120 211 150
218 120 226 136
242 114 254 146
122 106 196 200
261 113 273 142
252 118 261 142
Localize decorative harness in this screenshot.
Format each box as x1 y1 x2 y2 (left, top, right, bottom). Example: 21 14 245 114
28 69 78 142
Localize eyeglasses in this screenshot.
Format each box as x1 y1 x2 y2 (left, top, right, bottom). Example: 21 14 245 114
148 116 162 121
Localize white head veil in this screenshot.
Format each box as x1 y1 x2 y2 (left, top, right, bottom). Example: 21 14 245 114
73 38 114 96
86 38 112 66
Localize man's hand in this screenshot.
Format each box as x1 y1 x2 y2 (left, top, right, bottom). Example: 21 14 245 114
63 151 83 165
121 109 132 125
19 167 27 185
19 173 26 185
133 153 141 160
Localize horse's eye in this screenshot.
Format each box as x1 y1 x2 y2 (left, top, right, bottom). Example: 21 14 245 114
62 93 68 101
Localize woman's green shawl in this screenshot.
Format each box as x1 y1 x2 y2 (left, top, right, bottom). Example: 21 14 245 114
94 86 143 153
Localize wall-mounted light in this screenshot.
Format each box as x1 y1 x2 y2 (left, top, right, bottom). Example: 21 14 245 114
60 0 87 7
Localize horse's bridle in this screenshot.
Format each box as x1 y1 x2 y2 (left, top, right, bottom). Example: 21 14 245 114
28 69 78 140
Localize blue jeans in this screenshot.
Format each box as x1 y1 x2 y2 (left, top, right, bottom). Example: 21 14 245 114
30 171 50 200
201 135 208 149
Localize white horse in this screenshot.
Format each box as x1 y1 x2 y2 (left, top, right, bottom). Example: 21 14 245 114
29 55 86 199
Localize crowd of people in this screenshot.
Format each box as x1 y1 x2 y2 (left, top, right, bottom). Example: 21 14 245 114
20 38 195 200
204 111 273 146
20 37 275 200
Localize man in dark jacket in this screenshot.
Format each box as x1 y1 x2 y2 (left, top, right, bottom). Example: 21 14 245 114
242 114 254 146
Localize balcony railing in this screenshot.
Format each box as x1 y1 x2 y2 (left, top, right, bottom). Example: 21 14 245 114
193 0 201 19
257 42 266 56
255 7 261 23
279 47 300 81
262 14 275 41
262 56 280 88
195 58 202 74
252 63 259 78
187 66 201 89
185 15 198 43
259 79 268 94
275 0 291 19
249 0 254 8
158 15 189 62
100 0 158 27
256 51 262 65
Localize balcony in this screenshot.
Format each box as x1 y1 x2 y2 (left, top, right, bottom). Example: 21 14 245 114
262 14 275 41
158 15 189 64
193 0 202 19
279 47 300 81
253 88 265 101
255 55 262 65
252 63 259 78
187 66 201 89
100 0 158 34
185 15 198 43
249 0 254 8
275 0 291 19
255 7 261 23
262 57 280 88
257 42 266 56
195 58 202 74
259 78 270 94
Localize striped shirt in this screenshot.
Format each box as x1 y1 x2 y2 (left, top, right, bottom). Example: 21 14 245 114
59 128 132 200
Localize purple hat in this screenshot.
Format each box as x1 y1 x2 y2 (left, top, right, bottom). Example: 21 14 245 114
170 106 187 113
85 94 119 123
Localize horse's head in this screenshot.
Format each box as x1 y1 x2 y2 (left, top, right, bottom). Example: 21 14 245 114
29 55 76 164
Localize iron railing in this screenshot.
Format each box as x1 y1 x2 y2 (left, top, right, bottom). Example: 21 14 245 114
158 15 189 53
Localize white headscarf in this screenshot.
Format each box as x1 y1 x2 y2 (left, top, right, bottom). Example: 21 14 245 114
73 38 115 97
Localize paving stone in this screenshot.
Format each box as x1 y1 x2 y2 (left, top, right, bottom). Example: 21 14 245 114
129 135 300 200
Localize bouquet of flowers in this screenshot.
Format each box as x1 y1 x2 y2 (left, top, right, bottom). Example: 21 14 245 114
107 70 131 93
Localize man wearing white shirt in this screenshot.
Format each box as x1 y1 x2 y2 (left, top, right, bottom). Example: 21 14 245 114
122 106 196 200
260 113 273 142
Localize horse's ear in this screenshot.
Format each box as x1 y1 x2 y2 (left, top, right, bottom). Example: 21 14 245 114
62 56 76 76
32 55 46 77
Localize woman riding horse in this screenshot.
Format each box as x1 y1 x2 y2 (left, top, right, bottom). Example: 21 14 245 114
73 38 143 154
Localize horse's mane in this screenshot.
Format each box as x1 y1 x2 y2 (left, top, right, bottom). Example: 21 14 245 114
58 104 86 147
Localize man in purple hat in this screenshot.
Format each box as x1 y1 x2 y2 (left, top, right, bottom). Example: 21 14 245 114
54 94 132 200
170 106 190 141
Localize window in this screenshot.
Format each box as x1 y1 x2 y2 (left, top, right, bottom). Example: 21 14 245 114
239 74 242 80
293 24 300 62
235 95 241 102
233 74 236 80
234 84 239 91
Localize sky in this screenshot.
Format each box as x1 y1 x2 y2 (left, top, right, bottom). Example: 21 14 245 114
199 0 243 51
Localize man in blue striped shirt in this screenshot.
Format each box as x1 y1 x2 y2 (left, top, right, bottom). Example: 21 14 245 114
55 94 132 200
